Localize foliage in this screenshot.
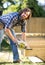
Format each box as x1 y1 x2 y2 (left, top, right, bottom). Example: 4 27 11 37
21 0 27 9
1 39 11 50
0 0 45 16
3 5 19 14
27 0 45 17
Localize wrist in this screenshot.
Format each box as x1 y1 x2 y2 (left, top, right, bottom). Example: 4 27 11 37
13 38 18 43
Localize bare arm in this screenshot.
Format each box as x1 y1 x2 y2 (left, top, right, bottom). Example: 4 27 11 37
22 32 26 41
5 28 17 43
21 21 27 41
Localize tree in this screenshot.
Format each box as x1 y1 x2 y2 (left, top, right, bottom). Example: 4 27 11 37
0 0 16 10
27 0 45 17
17 0 27 12
3 0 27 14
0 0 45 17
17 0 45 17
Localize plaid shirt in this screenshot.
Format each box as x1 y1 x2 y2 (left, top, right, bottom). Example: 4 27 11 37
0 12 26 32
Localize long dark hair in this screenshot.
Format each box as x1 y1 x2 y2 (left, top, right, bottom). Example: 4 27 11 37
19 8 31 20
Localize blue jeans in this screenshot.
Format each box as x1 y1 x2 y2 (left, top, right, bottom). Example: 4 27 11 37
9 29 19 61
0 29 19 61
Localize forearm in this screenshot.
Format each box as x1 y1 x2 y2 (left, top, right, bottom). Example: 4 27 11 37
5 28 17 42
22 32 26 41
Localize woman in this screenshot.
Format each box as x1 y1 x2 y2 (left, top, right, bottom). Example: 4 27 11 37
0 8 31 63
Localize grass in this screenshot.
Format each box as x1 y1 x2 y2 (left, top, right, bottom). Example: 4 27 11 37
0 39 45 65
1 60 44 65
0 51 45 65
